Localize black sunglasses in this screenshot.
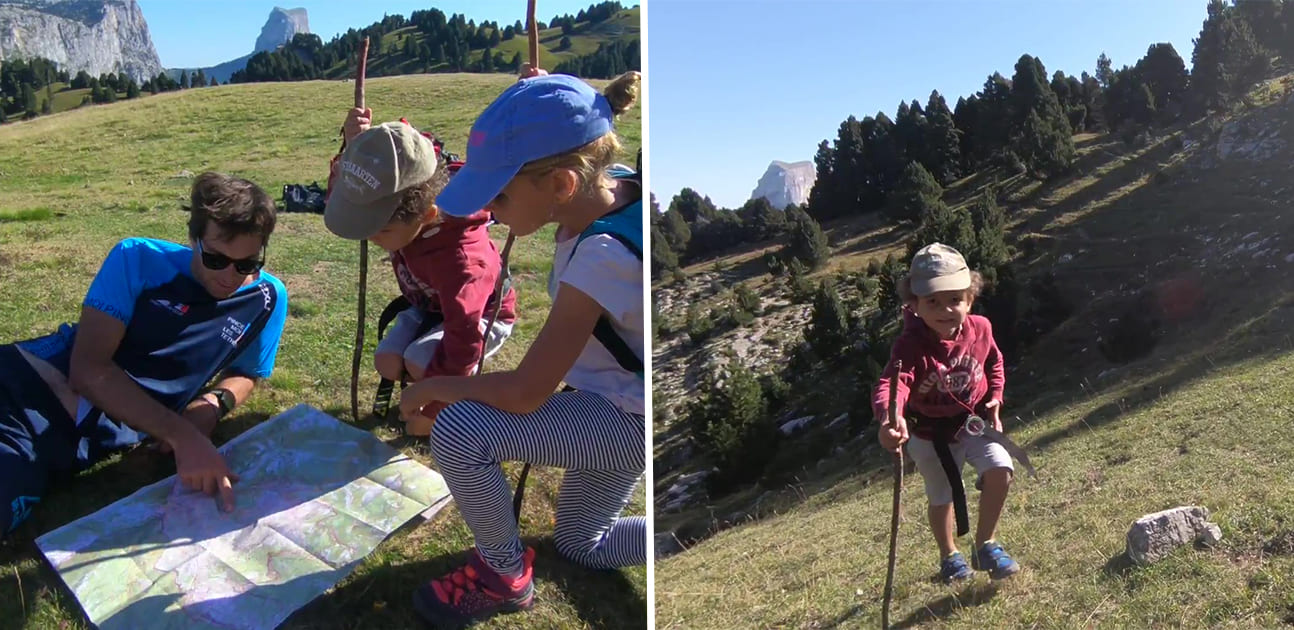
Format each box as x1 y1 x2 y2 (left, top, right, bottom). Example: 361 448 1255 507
195 239 266 275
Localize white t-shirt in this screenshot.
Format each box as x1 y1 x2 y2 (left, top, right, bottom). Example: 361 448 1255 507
550 231 644 416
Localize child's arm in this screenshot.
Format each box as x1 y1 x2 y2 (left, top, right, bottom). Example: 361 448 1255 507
872 340 918 422
400 280 602 416
982 317 1006 407
421 262 493 379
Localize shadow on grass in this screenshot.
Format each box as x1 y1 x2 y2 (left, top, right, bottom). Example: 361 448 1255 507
1102 550 1136 578
812 580 999 630
889 580 1000 629
280 536 646 630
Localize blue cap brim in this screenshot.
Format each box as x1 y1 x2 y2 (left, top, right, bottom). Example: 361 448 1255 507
436 161 523 218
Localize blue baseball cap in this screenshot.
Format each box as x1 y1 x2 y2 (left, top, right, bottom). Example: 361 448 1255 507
436 74 614 217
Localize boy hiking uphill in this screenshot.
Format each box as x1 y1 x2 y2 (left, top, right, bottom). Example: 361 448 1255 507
388 69 644 628
874 243 1021 583
324 116 517 437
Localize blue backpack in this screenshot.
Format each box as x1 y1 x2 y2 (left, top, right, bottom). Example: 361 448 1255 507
565 165 643 379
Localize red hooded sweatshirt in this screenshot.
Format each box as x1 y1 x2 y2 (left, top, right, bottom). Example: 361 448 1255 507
391 212 517 377
872 308 1005 440
326 146 517 379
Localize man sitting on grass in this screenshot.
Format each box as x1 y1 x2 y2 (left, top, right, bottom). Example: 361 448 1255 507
0 172 288 537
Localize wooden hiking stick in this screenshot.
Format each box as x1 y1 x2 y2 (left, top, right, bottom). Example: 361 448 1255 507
882 359 903 630
349 36 370 423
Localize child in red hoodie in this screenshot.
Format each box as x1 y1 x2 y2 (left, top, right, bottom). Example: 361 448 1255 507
873 242 1020 583
324 114 517 436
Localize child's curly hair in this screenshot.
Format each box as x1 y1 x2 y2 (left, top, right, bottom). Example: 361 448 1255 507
514 71 641 196
896 271 985 305
390 152 451 225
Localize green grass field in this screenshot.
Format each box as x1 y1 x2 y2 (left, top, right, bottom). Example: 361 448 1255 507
0 73 644 629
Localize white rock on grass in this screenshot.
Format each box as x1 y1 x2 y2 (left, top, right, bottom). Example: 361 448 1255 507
1126 505 1223 565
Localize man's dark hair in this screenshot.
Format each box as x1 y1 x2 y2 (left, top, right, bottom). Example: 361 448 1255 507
186 172 278 243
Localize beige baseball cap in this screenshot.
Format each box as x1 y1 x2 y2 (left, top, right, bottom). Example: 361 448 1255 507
909 242 971 296
324 122 438 240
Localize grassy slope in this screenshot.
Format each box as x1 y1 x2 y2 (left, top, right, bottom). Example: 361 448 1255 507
0 73 644 630
336 7 640 78
654 79 1294 628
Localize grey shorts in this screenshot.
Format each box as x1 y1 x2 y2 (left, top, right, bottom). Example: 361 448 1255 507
906 433 1014 506
374 308 513 373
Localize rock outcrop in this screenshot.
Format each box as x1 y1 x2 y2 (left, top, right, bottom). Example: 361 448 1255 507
0 0 163 82
180 7 310 84
750 160 815 209
253 6 309 54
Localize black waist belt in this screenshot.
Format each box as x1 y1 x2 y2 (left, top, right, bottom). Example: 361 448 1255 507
912 413 973 537
911 410 1037 539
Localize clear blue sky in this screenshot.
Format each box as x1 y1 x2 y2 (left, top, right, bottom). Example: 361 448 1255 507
137 0 603 69
648 0 1209 210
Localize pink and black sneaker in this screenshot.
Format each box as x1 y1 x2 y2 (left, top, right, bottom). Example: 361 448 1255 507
412 547 536 628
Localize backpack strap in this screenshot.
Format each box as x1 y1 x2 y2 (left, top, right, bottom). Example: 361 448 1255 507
566 182 644 379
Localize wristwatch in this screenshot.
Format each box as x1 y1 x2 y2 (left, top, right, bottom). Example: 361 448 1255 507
208 388 235 417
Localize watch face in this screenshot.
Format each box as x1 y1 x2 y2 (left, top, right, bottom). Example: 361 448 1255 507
215 389 234 413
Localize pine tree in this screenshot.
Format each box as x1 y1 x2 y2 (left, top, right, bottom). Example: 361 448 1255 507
180 70 190 89
889 161 943 223
661 207 692 258
40 97 51 114
909 202 975 263
1234 0 1283 52
650 223 678 275
669 188 719 225
127 80 141 99
1135 43 1188 115
1131 83 1156 126
1095 52 1115 88
21 83 36 113
1191 0 1268 112
952 95 981 171
784 205 831 269
923 90 962 184
807 280 850 359
967 188 1010 278
975 73 1013 164
806 139 838 221
210 76 219 87
689 364 774 489
1009 54 1075 178
830 116 868 217
560 35 572 51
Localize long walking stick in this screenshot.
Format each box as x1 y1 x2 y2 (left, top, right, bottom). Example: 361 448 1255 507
349 37 370 423
493 0 539 523
881 359 903 629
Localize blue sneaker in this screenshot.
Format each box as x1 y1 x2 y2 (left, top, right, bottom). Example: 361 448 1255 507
939 551 974 583
972 541 1020 579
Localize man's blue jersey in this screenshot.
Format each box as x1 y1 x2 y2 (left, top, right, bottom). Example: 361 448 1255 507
17 237 288 464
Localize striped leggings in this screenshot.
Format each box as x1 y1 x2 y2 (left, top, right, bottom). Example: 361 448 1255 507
430 389 646 575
